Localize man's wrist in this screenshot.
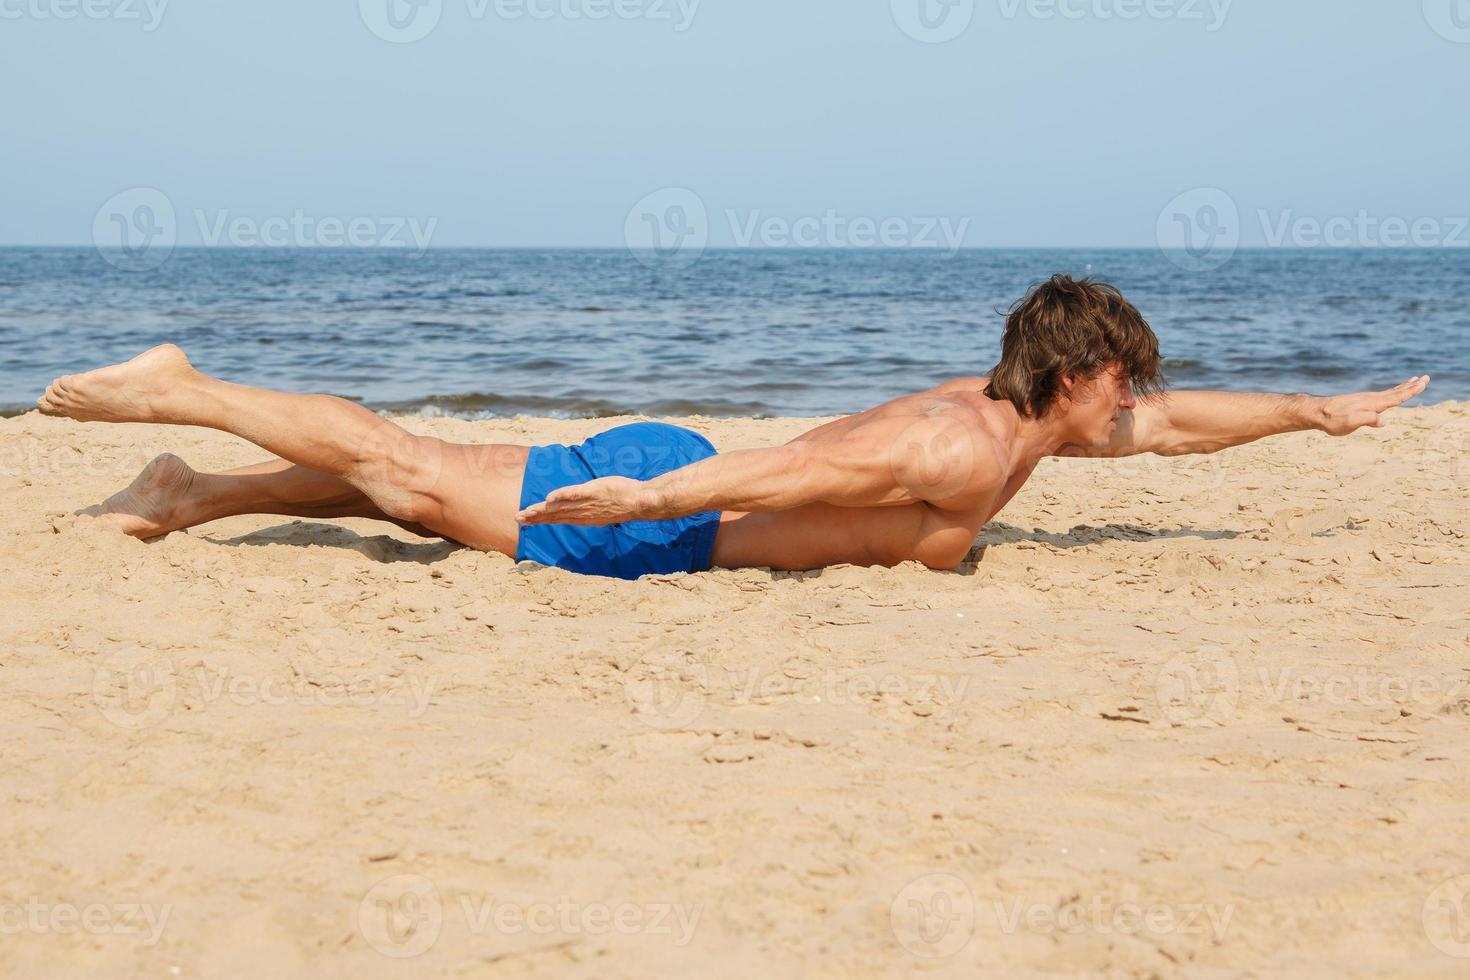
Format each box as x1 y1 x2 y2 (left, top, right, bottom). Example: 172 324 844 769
637 481 674 521
1294 393 1328 432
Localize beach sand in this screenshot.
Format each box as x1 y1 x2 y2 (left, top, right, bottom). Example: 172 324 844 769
2 405 1467 978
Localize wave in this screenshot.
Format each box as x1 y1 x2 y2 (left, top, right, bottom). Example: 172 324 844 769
371 391 776 420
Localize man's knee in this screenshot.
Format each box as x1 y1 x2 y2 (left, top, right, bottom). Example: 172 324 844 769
351 429 447 524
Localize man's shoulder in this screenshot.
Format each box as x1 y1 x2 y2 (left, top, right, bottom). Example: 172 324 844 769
927 376 992 396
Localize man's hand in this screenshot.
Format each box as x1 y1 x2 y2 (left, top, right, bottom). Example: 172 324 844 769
1317 376 1430 436
517 476 654 527
1086 375 1433 458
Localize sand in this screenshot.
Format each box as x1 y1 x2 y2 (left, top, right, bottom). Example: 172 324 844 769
2 404 1468 978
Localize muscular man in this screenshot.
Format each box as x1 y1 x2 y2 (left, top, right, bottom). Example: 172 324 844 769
39 276 1429 580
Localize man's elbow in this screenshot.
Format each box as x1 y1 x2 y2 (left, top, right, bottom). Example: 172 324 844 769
911 534 975 571
1149 434 1233 457
1140 424 1207 457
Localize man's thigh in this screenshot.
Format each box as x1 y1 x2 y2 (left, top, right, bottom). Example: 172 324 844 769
412 440 531 557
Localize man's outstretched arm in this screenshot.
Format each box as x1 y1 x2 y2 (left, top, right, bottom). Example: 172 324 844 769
1087 376 1430 458
517 414 1001 526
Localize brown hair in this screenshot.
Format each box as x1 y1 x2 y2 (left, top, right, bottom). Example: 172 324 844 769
985 275 1164 418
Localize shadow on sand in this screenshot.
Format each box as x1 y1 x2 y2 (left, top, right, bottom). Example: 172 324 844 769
201 520 462 566
189 518 1243 578
765 521 1244 583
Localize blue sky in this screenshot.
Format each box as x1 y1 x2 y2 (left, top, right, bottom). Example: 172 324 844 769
3 0 1467 247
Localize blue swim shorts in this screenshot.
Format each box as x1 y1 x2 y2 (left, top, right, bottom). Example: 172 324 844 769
515 422 723 580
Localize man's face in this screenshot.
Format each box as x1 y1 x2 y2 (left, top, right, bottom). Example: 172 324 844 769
1067 363 1137 447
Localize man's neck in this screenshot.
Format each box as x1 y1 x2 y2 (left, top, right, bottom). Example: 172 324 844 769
941 380 1075 476
1006 408 1072 477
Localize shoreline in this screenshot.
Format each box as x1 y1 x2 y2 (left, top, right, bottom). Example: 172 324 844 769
3 393 1459 422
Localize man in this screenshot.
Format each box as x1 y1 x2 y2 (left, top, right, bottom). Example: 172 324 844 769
39 276 1429 580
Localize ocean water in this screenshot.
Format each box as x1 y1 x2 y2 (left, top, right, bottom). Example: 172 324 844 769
0 247 1463 418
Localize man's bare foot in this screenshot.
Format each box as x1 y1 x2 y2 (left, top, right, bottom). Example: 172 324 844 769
78 453 199 538
36 344 194 423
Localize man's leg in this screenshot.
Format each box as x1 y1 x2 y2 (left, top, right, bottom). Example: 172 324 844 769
81 454 445 540
40 345 529 555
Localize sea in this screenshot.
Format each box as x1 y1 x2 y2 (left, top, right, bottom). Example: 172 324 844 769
0 247 1463 418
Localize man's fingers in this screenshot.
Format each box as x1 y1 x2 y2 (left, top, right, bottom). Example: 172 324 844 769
1377 376 1429 410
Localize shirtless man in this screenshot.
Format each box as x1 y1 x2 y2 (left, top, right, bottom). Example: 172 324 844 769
38 276 1430 580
